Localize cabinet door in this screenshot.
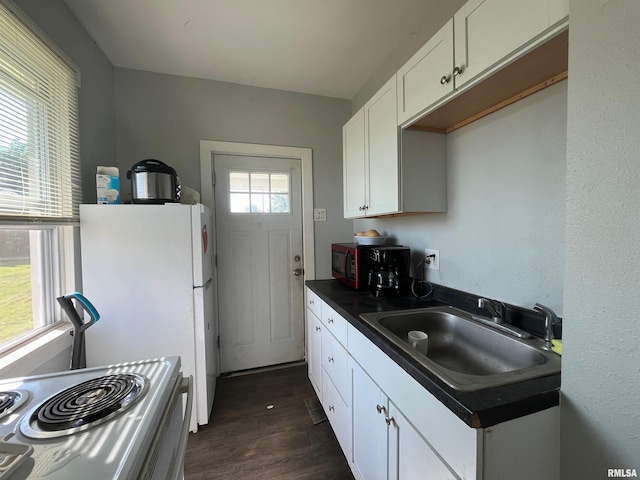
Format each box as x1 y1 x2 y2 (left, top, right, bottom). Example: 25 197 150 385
343 107 367 218
307 309 323 398
388 402 458 480
351 360 388 480
397 18 454 126
365 76 400 216
454 0 556 88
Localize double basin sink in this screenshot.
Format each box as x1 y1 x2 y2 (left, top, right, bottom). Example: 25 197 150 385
359 306 561 391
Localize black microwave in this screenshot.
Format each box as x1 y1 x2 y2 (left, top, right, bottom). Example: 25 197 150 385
331 243 374 290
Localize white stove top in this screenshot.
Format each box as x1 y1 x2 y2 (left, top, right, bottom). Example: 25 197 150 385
0 357 181 479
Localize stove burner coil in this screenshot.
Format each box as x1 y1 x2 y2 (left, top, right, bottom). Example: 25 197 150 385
0 390 28 419
0 392 19 414
18 374 147 439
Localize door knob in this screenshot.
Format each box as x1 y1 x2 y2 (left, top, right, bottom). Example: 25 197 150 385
293 268 303 276
294 255 301 262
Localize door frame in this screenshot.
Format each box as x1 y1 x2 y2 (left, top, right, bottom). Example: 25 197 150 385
200 140 315 373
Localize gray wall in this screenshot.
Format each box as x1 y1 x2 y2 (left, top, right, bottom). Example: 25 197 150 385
114 68 353 279
355 82 567 312
561 0 640 476
13 0 117 203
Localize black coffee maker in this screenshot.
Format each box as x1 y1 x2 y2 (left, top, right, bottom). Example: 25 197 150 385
368 246 411 297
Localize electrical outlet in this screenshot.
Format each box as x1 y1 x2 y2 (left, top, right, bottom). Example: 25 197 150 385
313 208 326 221
424 249 440 271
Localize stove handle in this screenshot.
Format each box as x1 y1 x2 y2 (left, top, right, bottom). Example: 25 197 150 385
168 375 193 480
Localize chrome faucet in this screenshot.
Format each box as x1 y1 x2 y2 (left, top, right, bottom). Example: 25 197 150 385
533 303 559 351
477 298 504 323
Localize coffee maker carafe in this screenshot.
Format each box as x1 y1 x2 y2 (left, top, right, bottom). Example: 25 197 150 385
368 246 410 297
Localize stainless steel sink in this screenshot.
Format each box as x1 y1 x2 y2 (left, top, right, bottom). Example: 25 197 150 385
359 306 561 391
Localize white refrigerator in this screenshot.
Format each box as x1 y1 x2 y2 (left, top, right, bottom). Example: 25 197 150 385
79 203 216 433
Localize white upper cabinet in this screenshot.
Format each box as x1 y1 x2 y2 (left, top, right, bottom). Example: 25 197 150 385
342 107 367 218
343 76 399 218
397 0 569 129
454 0 568 89
343 76 447 219
397 19 454 126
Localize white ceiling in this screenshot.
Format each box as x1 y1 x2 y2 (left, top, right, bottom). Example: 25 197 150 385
64 0 452 100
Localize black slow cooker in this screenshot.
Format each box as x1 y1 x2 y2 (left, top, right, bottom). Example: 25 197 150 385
127 159 181 204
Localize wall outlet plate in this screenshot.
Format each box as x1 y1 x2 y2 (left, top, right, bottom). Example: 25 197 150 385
313 208 326 221
425 249 440 271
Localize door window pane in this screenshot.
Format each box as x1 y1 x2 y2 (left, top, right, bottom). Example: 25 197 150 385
250 173 269 193
229 172 250 192
270 174 289 193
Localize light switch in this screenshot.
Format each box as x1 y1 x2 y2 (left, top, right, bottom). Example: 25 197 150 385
313 208 327 221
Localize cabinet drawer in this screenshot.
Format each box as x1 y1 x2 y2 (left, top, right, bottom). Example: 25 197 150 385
306 287 321 319
322 369 351 460
322 328 349 405
321 302 348 347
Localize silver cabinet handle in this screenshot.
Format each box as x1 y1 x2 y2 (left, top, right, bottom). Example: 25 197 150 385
315 326 320 332
453 66 463 77
328 317 334 324
327 356 334 363
309 299 314 305
329 405 335 412
376 404 386 415
293 268 303 276
385 416 395 426
440 75 450 84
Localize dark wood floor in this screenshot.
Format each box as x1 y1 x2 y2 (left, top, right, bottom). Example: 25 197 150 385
184 364 354 479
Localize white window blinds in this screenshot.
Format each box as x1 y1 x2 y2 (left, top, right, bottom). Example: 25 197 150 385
0 1 81 222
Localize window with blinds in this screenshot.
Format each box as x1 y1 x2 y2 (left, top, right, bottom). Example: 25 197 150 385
0 0 81 222
0 1 80 352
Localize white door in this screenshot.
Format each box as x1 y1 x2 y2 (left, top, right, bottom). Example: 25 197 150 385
214 154 305 372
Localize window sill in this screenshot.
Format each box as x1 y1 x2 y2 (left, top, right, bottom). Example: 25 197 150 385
0 323 73 378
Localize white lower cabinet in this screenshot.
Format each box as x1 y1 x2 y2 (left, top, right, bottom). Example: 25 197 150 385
304 288 559 480
351 359 456 480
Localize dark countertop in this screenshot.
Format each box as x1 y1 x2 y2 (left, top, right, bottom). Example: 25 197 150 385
306 279 561 429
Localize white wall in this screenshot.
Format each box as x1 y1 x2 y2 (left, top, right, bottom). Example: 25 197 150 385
356 82 567 313
561 0 640 476
114 68 353 279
